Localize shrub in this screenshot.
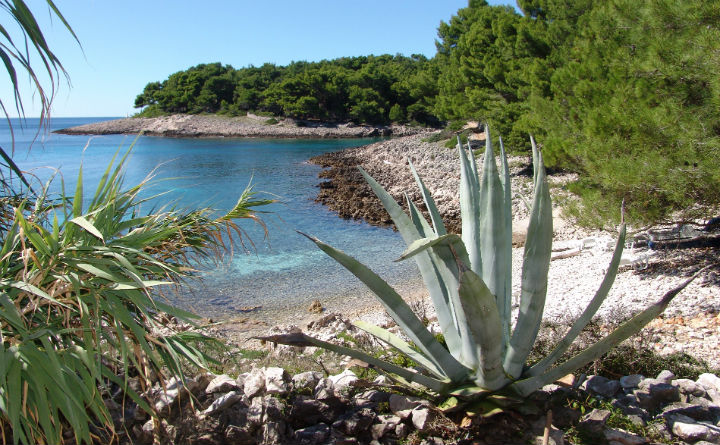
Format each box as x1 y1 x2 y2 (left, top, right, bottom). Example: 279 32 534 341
0 146 272 443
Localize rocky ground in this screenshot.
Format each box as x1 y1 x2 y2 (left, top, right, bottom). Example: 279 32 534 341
54 113 430 138
110 312 720 445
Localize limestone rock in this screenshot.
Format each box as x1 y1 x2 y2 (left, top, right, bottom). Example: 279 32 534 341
247 396 264 426
662 401 719 423
371 414 401 440
259 421 285 444
698 373 720 392
656 369 676 384
294 423 330 444
290 397 331 428
585 375 621 398
411 406 438 431
292 371 323 392
603 427 647 445
672 420 720 443
672 378 707 397
579 408 611 435
263 396 287 423
224 425 256 445
328 369 358 395
264 367 288 395
314 378 335 400
202 391 242 416
243 368 266 399
619 374 644 390
389 394 426 419
205 374 239 394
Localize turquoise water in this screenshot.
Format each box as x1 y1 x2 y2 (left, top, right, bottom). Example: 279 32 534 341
2 118 419 317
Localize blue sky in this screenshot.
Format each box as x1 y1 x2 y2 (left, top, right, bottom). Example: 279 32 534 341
4 1 518 117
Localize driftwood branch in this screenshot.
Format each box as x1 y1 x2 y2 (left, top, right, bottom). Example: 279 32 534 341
633 233 720 250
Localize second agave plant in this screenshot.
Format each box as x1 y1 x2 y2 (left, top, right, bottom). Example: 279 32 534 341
262 126 702 398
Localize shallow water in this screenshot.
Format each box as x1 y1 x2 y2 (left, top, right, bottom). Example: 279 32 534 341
2 118 420 317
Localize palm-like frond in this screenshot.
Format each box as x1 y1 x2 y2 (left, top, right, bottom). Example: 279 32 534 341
0 148 272 444
1 0 80 196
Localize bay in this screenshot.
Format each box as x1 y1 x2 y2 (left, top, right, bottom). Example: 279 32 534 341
2 117 419 318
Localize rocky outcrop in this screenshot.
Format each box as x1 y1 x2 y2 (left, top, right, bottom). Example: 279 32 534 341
54 114 432 138
111 361 720 444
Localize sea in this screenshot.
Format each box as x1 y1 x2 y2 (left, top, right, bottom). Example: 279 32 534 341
1 117 420 318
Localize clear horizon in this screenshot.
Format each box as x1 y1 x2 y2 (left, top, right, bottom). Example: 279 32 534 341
2 1 518 118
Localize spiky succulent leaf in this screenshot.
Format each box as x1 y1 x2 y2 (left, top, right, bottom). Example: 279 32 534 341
361 168 463 359
511 266 708 396
257 332 450 393
527 225 626 377
497 136 513 345
408 160 446 236
353 320 446 379
457 269 509 390
299 232 467 382
504 142 553 378
476 126 511 347
458 140 482 277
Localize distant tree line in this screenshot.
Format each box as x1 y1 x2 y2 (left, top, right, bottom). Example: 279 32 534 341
134 55 440 126
135 0 720 227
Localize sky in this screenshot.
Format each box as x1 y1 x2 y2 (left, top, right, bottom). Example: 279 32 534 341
4 1 519 118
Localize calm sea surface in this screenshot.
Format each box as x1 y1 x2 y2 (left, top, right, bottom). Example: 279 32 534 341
2 118 419 317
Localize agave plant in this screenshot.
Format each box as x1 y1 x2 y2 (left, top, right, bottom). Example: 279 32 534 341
261 126 704 400
0 147 273 444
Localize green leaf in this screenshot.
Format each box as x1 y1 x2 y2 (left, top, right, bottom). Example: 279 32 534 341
504 142 553 379
359 167 463 362
70 216 105 241
257 332 451 393
457 269 508 390
527 225 626 377
511 266 709 396
397 233 468 263
408 160 446 236
353 320 447 379
300 232 467 383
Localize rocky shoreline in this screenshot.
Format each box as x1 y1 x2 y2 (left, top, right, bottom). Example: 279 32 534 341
54 113 432 139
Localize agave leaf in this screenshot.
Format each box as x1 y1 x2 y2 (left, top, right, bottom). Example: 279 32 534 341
300 232 467 382
257 332 450 393
465 399 506 419
397 233 469 264
476 126 511 342
360 167 463 361
457 269 508 390
406 195 433 237
497 135 513 346
504 142 553 378
527 225 626 377
511 266 709 396
408 160 446 236
458 140 481 276
416 233 478 369
353 320 446 379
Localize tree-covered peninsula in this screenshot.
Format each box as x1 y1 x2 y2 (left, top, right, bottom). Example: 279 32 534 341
135 0 719 227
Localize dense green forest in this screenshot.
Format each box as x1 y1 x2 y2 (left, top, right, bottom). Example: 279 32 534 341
134 55 441 126
135 0 720 227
